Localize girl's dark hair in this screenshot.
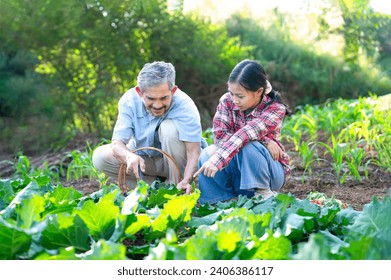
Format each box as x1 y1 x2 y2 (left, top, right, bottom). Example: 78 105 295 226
228 59 291 115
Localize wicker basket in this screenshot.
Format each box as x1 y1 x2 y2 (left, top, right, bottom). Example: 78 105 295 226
118 147 182 195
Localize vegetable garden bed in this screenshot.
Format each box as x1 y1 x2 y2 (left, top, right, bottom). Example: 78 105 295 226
0 176 389 260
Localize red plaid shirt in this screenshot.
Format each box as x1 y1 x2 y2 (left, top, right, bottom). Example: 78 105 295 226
209 92 291 179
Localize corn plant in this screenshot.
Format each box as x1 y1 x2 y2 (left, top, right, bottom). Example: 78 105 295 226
318 104 347 135
319 135 348 185
338 120 371 147
0 154 61 182
283 109 317 150
300 114 318 141
345 147 368 181
15 154 31 177
61 142 107 185
298 141 316 178
373 141 391 172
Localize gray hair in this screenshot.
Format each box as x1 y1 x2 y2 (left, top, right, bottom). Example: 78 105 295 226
137 61 176 92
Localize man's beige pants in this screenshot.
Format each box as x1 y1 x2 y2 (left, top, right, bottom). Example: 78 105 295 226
92 119 186 189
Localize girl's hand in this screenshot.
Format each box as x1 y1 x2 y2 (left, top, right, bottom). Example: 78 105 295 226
193 160 219 178
267 140 283 161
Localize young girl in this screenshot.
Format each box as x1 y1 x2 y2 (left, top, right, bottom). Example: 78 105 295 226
194 59 291 204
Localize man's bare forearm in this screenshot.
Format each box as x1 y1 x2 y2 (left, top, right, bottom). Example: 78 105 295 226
111 139 133 163
182 142 201 184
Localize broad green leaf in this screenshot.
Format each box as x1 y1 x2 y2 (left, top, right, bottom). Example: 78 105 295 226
150 191 199 238
347 197 391 240
0 217 32 259
147 185 180 208
146 239 186 260
0 180 40 218
288 198 320 217
79 240 127 260
182 226 219 260
182 209 253 259
150 214 169 239
253 232 291 260
345 196 391 259
268 193 295 229
216 230 241 252
318 205 340 227
335 206 359 226
224 207 267 237
83 184 123 204
246 211 271 238
343 236 382 260
74 192 120 240
162 191 199 222
281 213 315 242
293 233 341 260
165 228 177 244
318 230 349 254
32 174 53 191
220 209 250 227
125 214 151 236
236 195 253 207
195 202 218 216
34 247 79 260
0 179 14 209
41 214 90 252
109 214 137 242
248 198 275 214
15 194 45 229
187 210 225 228
121 182 149 215
47 184 83 205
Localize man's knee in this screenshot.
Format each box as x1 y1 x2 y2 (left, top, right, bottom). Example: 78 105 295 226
92 144 112 172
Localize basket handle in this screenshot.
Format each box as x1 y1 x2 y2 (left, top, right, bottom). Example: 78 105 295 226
118 147 182 195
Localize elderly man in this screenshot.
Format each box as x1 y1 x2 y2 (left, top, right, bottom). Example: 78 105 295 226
93 61 205 194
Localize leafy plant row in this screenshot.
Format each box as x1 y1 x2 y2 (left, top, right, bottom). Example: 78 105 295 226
281 95 391 184
0 174 389 260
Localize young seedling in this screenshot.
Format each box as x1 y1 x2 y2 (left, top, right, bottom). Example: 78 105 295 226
319 135 347 186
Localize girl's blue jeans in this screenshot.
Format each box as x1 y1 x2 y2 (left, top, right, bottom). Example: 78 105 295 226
198 141 285 204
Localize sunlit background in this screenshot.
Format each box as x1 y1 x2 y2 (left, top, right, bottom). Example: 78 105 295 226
171 0 391 59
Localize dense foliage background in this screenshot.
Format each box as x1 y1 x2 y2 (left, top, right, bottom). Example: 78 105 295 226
0 0 390 154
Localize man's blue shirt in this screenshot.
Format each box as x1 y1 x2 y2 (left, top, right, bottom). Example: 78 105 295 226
112 87 204 156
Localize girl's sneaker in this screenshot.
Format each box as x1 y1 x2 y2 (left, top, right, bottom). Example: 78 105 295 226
255 188 278 200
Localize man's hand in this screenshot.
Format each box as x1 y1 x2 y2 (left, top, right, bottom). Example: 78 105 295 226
267 140 283 161
125 153 146 179
177 180 193 194
193 160 218 178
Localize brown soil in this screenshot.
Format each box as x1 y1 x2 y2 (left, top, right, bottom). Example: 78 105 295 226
1 139 390 211
280 140 391 210
281 166 390 210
